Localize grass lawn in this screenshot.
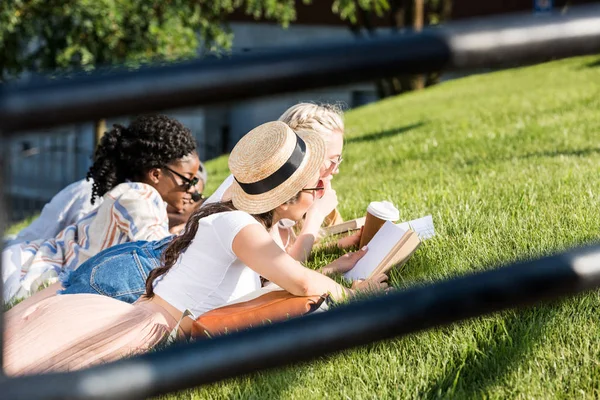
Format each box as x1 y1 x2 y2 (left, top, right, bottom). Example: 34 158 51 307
5 214 39 236
162 56 600 399
6 56 599 399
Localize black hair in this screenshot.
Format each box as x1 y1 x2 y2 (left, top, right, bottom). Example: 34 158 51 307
86 114 196 204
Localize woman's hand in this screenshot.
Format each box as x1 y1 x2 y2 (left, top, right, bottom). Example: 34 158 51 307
336 226 363 249
315 187 339 217
234 224 353 302
321 245 368 275
305 188 338 228
285 188 338 263
351 273 389 293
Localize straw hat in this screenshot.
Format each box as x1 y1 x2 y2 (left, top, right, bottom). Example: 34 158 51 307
228 121 326 214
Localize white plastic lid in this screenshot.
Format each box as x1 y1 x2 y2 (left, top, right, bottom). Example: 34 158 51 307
367 201 400 221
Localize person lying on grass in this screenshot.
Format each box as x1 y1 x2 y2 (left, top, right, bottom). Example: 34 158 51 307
23 103 360 305
3 121 388 376
205 102 361 261
1 114 200 304
10 113 375 306
8 141 208 246
166 163 208 231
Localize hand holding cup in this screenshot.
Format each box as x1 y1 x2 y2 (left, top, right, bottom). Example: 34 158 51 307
359 201 400 248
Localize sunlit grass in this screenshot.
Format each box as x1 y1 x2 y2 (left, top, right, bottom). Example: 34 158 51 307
7 55 600 399
169 55 600 399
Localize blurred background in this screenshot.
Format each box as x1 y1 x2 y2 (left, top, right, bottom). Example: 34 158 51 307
1 0 596 222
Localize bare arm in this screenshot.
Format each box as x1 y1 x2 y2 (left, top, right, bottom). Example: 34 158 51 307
284 213 322 262
285 187 338 262
233 224 351 301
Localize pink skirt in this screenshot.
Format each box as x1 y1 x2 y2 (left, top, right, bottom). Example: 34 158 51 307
4 293 180 376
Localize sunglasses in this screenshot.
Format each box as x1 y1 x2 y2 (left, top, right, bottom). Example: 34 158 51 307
191 191 205 202
164 166 200 192
301 179 326 199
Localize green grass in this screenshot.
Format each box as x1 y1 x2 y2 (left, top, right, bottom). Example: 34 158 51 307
164 56 600 399
7 56 600 398
5 214 38 235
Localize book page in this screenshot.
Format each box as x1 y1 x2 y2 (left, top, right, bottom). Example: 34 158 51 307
370 231 420 278
344 221 407 280
397 215 435 240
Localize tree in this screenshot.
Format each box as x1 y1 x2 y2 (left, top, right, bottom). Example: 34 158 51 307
348 0 452 97
0 0 389 82
0 0 388 145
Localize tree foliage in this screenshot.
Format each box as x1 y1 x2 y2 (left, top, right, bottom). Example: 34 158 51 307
347 0 452 96
0 0 388 81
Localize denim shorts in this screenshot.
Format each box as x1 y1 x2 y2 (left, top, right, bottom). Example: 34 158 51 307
59 235 173 303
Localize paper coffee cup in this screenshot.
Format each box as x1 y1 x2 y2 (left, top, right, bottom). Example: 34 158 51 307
359 201 400 248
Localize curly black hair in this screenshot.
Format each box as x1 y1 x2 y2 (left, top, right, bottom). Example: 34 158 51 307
86 114 197 204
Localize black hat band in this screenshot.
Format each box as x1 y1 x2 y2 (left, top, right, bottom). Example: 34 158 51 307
235 134 307 196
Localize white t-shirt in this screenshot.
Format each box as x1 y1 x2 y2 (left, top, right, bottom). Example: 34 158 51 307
10 179 102 245
153 210 262 318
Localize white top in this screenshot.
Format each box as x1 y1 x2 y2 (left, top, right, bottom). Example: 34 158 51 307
11 179 102 245
3 182 169 302
153 210 262 318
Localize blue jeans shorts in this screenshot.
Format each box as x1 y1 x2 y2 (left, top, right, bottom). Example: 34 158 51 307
59 235 173 303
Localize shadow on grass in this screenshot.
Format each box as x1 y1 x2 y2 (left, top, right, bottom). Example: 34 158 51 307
346 122 426 144
584 58 600 68
464 146 600 167
423 306 555 398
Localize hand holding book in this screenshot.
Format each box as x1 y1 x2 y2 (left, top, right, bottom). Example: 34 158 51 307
322 201 435 281
345 221 421 280
319 245 368 275
335 226 363 249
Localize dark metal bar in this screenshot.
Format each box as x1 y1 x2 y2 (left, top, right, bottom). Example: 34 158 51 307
1 4 600 133
0 139 5 376
2 5 600 399
0 33 449 134
2 243 600 399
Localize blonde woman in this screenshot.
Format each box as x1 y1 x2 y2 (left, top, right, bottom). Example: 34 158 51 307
206 103 356 262
4 121 387 376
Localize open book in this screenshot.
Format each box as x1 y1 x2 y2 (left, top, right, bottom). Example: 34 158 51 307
343 215 434 280
322 216 366 236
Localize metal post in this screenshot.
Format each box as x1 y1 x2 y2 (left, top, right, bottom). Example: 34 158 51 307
0 5 599 399
1 4 599 134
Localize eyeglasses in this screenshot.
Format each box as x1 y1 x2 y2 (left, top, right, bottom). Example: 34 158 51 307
164 166 200 191
324 155 343 174
301 180 325 199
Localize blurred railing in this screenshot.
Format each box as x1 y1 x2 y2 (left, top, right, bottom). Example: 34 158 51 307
1 5 600 399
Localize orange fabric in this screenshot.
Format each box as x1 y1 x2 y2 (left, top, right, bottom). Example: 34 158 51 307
192 291 326 338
